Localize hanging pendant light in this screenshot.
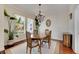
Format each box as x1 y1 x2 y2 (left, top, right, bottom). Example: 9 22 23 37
35 4 45 23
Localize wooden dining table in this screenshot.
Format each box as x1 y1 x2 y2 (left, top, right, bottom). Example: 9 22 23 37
31 33 46 40
30 33 46 53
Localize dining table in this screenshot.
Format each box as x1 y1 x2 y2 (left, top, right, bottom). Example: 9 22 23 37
30 33 46 53
31 33 46 40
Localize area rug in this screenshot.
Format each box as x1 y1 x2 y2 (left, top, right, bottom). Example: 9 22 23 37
5 40 59 54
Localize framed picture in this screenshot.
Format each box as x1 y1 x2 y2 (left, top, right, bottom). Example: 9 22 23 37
46 19 51 27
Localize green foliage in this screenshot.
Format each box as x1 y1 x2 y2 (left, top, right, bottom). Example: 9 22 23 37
4 9 16 20
17 17 21 23
4 9 10 17
35 16 40 34
4 9 16 40
16 35 19 38
35 17 40 27
10 17 16 20
9 31 14 40
4 29 8 33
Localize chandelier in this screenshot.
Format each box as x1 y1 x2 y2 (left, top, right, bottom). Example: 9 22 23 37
35 4 45 23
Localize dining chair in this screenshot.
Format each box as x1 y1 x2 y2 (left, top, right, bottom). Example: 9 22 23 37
26 31 41 54
42 30 51 49
45 29 49 35
42 29 50 43
34 30 38 35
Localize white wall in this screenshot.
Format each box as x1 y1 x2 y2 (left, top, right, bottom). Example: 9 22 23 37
4 16 9 45
67 5 75 53
74 5 79 53
39 13 69 40
0 5 4 51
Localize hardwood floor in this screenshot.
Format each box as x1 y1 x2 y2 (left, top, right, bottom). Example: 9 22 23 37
4 39 75 54
59 42 75 54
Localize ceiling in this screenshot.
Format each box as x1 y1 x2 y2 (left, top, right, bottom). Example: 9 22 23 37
7 4 71 17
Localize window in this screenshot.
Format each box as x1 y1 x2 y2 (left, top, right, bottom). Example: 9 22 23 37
14 14 26 37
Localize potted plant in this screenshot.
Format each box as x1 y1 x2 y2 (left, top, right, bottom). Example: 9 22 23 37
35 16 40 34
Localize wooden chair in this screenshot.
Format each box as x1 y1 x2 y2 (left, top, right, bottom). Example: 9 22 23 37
42 29 49 43
45 29 49 35
26 31 41 54
34 30 38 35
42 30 51 49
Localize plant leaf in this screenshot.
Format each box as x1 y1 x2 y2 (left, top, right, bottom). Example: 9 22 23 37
18 17 21 23
4 29 8 33
4 9 10 17
9 31 14 40
10 17 16 20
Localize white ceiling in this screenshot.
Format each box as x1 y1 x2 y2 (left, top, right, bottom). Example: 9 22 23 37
8 4 71 16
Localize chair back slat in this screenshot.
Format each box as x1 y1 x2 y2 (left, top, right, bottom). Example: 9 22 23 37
46 31 51 40
26 31 32 45
45 29 49 35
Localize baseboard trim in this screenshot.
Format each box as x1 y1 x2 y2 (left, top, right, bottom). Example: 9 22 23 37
5 40 26 49
72 49 78 54
0 50 5 54
52 39 63 42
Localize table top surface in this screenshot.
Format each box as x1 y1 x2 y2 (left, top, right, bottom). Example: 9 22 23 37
31 33 46 39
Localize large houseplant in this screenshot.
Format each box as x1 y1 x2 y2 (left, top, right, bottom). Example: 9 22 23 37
4 9 16 40
35 16 40 34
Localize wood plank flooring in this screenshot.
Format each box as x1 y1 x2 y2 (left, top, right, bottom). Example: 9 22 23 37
4 39 75 54
59 42 75 54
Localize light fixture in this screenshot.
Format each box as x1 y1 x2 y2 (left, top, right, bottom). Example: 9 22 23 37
35 4 45 23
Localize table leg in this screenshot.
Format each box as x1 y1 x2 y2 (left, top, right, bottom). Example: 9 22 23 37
39 39 41 54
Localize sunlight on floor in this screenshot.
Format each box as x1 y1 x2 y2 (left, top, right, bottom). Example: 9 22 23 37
5 40 59 54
